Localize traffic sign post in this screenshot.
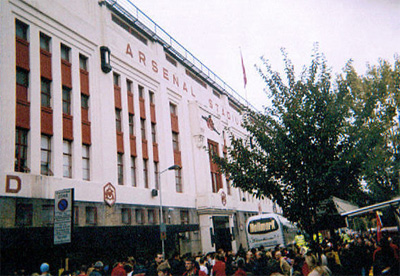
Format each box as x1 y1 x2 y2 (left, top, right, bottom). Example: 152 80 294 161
54 188 74 245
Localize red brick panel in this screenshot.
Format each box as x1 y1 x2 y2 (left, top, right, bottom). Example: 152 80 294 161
114 86 122 109
116 132 124 153
16 100 30 129
82 121 91 145
153 142 159 162
80 69 89 95
40 50 52 80
63 114 73 140
16 38 29 71
61 60 72 88
127 92 134 114
171 114 179 133
130 135 137 157
16 84 28 102
139 97 146 119
142 139 148 159
173 150 182 167
150 103 156 123
81 107 89 122
41 107 53 135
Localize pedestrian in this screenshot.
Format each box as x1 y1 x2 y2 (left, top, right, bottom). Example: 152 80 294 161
212 255 225 276
233 259 245 276
147 253 164 276
183 258 199 276
274 250 291 276
111 261 127 276
305 254 331 276
157 261 171 276
40 263 51 276
198 258 208 276
372 236 399 276
169 252 184 276
89 261 104 276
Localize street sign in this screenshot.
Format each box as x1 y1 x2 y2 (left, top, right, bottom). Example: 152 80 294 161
54 188 74 245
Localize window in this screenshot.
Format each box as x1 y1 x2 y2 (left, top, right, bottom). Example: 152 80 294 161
62 87 71 114
79 54 87 70
15 19 28 41
148 209 156 224
151 123 157 143
165 53 177 67
61 44 70 62
115 109 122 132
131 157 136 187
121 208 131 225
118 153 124 185
135 209 144 224
149 91 155 104
180 210 189 225
15 128 28 172
40 33 51 52
172 133 179 151
41 135 51 175
85 207 97 225
208 140 223 193
224 152 231 195
175 169 182 193
129 114 134 136
127 79 132 92
154 162 159 189
143 159 148 188
74 206 79 225
138 85 144 98
63 140 72 178
42 205 54 226
113 73 120 86
82 145 90 181
15 203 33 227
170 103 177 115
81 94 89 109
41 79 51 107
140 119 146 140
16 68 29 87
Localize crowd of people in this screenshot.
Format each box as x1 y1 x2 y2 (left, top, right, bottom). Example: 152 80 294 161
28 231 399 276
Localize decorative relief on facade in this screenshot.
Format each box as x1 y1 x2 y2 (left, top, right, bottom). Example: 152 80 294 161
103 182 116 206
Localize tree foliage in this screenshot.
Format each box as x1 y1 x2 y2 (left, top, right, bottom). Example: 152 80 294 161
214 47 399 233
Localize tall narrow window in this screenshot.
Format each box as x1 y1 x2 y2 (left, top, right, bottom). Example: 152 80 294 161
154 162 159 190
41 135 51 175
60 44 70 62
16 68 29 88
40 33 51 52
15 203 33 227
79 54 87 70
136 209 144 224
138 85 144 98
129 114 134 136
82 145 90 181
143 159 148 188
131 157 136 187
16 20 29 41
81 94 89 121
15 128 28 172
151 123 157 143
140 119 146 140
180 210 189 225
117 153 124 185
208 140 222 193
121 208 131 225
172 133 179 151
41 79 51 107
113 72 120 86
175 169 182 193
85 207 97 225
63 140 72 178
62 87 71 114
42 205 54 226
115 109 122 132
149 91 155 104
170 103 177 115
148 209 156 224
127 80 133 93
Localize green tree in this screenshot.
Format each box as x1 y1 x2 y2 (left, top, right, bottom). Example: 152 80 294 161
342 57 400 203
214 47 384 234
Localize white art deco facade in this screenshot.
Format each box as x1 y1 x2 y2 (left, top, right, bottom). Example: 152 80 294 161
0 0 277 272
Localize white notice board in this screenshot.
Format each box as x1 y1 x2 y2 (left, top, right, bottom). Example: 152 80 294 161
54 188 74 245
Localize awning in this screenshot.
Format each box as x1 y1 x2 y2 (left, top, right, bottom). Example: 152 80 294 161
341 197 400 217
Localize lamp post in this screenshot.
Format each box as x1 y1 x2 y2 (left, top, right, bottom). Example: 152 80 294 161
158 164 181 259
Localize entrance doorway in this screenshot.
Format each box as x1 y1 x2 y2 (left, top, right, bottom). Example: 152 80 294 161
213 216 232 252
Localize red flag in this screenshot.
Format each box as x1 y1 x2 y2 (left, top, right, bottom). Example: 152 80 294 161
376 211 383 242
240 49 247 88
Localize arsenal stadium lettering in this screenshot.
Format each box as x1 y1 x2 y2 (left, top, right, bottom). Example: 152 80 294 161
125 43 241 126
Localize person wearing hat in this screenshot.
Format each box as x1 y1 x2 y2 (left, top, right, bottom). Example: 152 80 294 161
40 263 51 276
89 261 104 276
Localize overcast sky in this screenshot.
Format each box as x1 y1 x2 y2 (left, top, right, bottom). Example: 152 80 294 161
132 0 399 110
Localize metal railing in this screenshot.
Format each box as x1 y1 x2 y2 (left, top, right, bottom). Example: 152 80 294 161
105 0 257 110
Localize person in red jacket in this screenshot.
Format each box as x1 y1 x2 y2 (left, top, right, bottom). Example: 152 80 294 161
183 258 199 276
212 255 226 276
111 262 127 276
234 259 246 276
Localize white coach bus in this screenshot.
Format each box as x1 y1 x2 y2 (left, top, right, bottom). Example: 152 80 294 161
246 213 298 249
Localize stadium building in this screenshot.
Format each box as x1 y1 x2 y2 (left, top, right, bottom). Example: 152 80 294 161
0 0 277 273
